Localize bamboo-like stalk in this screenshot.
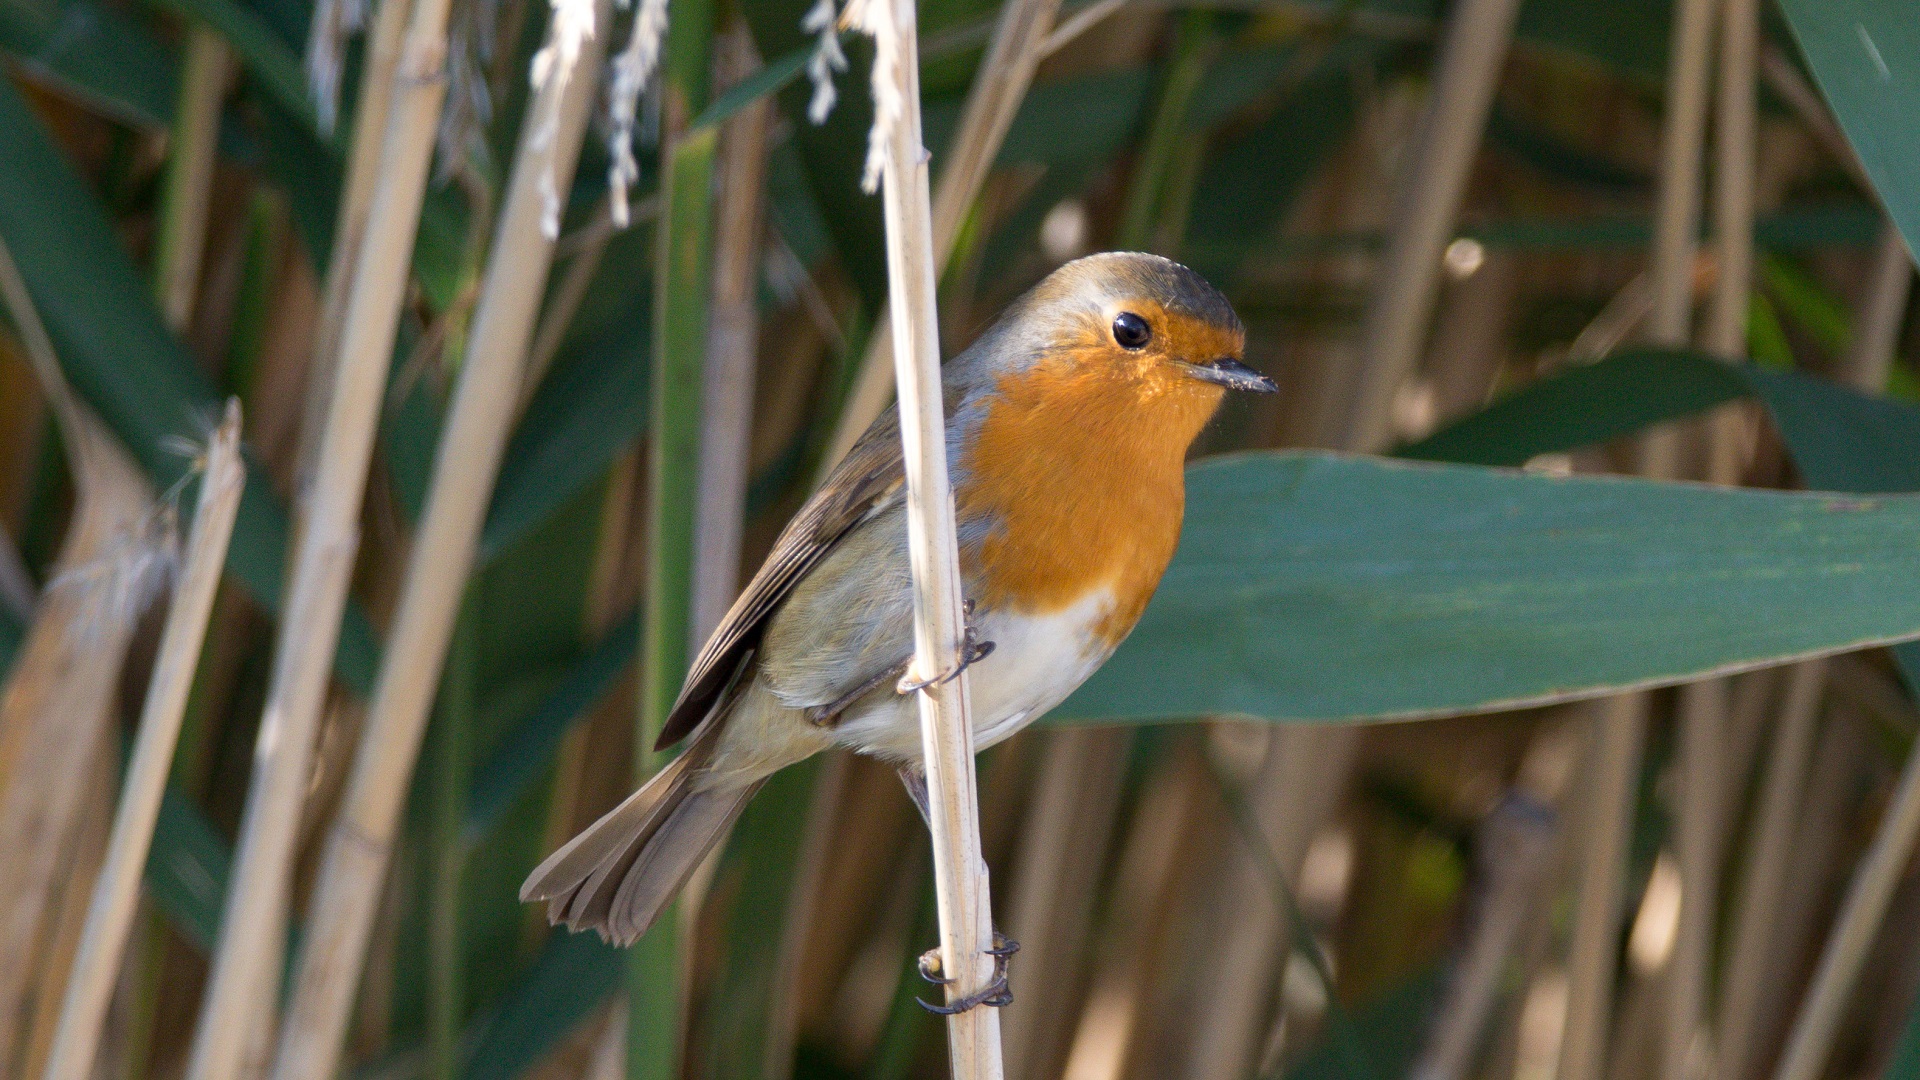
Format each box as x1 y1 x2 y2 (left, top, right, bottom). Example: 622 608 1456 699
40 402 244 1080
294 0 414 492
863 0 1001 1069
183 0 465 1067
0 235 156 1078
154 27 231 333
1715 659 1826 1080
1002 728 1131 1080
1839 227 1912 392
266 4 611 1075
1340 0 1523 454
1558 694 1653 1080
1771 723 1920 1080
1644 0 1716 359
817 0 1064 475
689 25 772 647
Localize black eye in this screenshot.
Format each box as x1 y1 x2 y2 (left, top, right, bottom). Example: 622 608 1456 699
1112 311 1152 349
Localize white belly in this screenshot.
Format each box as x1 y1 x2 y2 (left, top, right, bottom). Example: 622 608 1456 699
830 589 1117 763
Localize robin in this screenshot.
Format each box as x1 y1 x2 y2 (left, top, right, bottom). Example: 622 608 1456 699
522 251 1272 997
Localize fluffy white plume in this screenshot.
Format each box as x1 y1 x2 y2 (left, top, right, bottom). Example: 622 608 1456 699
607 0 670 228
801 0 847 124
528 0 600 237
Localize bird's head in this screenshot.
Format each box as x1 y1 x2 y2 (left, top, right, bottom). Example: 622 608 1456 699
989 251 1272 404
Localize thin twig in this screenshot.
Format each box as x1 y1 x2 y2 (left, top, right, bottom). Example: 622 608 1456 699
268 1 612 1075
41 402 245 1080
153 28 231 333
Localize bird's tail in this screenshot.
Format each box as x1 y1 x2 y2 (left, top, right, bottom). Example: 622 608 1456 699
520 721 759 946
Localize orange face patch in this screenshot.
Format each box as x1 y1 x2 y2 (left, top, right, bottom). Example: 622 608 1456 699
955 307 1245 647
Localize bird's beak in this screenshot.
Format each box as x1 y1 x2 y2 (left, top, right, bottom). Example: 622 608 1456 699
1183 357 1277 393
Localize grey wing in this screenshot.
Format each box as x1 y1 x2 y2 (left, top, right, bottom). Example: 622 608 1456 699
652 410 909 750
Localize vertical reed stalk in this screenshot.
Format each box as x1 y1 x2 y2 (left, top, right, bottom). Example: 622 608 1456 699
267 2 612 1073
1341 0 1523 454
183 0 464 1066
1665 9 1754 1080
295 0 414 489
689 25 772 646
865 0 1002 1069
154 28 231 332
1716 659 1826 1080
1115 12 1214 251
39 402 244 1080
631 0 720 1069
818 0 1063 474
1839 227 1912 392
0 235 156 1077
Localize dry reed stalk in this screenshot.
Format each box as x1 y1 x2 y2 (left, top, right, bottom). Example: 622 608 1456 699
1001 727 1130 1080
0 236 157 1076
1037 0 1125 58
758 753 848 1080
1715 659 1826 1080
154 28 232 332
1426 253 1514 425
689 25 773 647
40 402 245 1080
1411 794 1559 1080
1174 725 1356 1080
861 0 1001 1068
1058 751 1206 1080
818 0 1063 475
1340 0 1523 454
267 5 612 1074
182 0 467 1067
1558 694 1653 1080
1840 226 1912 391
20 741 116 1080
294 0 414 491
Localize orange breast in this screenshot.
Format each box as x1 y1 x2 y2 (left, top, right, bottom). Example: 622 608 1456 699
955 349 1223 647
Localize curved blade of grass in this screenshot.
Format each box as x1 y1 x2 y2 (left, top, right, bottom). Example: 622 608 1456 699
1057 451 1920 724
1777 0 1920 266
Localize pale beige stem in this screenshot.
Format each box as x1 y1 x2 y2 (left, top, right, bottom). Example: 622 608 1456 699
1340 0 1524 454
871 0 1002 1069
1645 0 1716 353
1002 727 1131 1080
1177 725 1358 1080
1771 721 1920 1080
267 6 610 1077
1559 694 1653 1080
819 0 1064 476
0 235 155 1076
155 28 232 332
1665 677 1727 1080
295 0 414 495
1838 226 1912 393
41 403 245 1080
1715 659 1826 1080
183 0 464 1069
690 27 773 647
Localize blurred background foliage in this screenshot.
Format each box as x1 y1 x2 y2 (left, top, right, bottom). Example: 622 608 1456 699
10 0 1920 1077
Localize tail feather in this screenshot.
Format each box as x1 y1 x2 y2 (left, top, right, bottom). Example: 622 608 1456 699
520 725 757 945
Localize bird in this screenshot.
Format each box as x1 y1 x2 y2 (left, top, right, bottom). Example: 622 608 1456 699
521 251 1273 966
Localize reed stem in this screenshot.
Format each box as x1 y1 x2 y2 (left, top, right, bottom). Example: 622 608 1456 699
39 403 243 1080
866 0 1002 1069
153 28 231 333
183 0 464 1067
266 1 611 1073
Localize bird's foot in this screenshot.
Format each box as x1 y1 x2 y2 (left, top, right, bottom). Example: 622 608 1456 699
805 660 911 728
917 933 1019 1015
896 601 995 695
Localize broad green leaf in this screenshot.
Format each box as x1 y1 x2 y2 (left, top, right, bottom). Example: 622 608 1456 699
1056 451 1920 724
1777 0 1920 267
0 0 176 126
149 787 231 951
1397 349 1748 466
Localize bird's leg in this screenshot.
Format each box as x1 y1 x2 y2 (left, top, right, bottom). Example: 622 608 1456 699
898 764 1021 1014
896 599 996 695
804 660 911 728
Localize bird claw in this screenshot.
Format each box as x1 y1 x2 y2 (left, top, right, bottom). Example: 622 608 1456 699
898 601 995 694
917 933 1019 1015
